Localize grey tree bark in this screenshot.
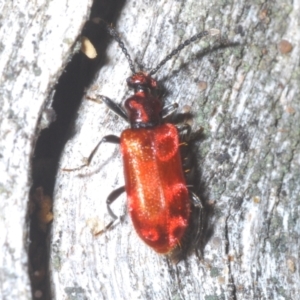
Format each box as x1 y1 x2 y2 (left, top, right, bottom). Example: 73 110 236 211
51 1 300 299
0 1 92 299
51 0 300 299
1 0 299 299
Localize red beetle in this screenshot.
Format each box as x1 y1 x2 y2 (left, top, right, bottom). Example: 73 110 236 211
121 72 191 253
67 23 212 256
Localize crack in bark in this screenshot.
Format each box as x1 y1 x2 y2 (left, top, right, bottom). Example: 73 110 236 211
28 1 127 299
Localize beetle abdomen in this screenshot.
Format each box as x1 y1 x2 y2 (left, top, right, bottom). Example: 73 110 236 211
120 124 190 253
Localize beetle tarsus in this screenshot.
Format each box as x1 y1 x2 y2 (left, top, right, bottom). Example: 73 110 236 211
62 135 120 172
106 186 126 220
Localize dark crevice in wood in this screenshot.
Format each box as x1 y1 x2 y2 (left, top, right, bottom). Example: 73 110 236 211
28 1 126 299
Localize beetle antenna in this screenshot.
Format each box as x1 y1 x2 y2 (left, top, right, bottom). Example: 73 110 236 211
149 29 214 76
105 24 136 74
102 20 219 76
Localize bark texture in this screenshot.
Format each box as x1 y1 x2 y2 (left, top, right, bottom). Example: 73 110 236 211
0 1 92 299
9 0 297 299
52 1 300 299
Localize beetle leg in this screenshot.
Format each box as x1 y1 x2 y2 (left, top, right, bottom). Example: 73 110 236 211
106 186 126 220
189 191 203 248
86 95 128 122
62 135 120 171
190 191 203 208
95 186 126 235
161 103 178 119
177 122 204 143
177 123 192 143
178 123 204 179
99 95 129 122
177 124 193 174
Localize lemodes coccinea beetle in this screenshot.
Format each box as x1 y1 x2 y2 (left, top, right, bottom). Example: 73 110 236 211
65 22 217 257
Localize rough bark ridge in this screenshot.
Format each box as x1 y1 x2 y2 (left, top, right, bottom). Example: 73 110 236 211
52 1 300 299
1 0 299 299
0 1 92 299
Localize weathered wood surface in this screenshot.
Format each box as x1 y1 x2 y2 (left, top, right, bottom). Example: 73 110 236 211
0 1 92 299
51 1 300 300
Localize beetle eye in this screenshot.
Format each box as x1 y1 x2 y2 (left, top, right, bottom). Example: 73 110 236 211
127 73 158 91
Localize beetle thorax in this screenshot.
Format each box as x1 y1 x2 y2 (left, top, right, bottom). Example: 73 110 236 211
125 73 162 128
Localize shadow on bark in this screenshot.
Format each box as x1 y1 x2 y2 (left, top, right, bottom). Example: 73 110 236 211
28 1 126 299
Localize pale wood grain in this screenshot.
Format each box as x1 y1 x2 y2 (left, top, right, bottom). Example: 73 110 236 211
51 1 300 299
0 1 92 299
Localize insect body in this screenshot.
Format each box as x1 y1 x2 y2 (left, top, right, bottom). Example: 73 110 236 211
120 73 190 253
68 23 214 256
